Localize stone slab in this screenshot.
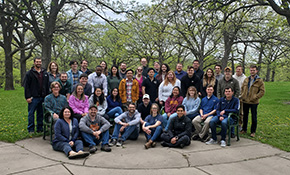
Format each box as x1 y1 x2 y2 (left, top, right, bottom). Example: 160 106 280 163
14 164 71 175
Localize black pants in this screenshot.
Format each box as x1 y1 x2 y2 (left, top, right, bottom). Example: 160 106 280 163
243 103 258 133
160 132 190 148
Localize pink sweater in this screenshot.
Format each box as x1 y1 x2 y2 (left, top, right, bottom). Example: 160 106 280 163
69 95 89 114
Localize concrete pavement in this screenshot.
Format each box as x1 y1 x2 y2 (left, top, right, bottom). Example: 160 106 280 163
1 135 290 175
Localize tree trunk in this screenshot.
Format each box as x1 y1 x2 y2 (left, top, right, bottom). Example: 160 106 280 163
257 43 264 72
271 68 275 82
20 49 27 86
4 51 14 90
265 64 271 82
221 31 232 73
41 38 52 69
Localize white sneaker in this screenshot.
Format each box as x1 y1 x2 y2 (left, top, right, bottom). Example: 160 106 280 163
220 140 226 147
206 138 217 145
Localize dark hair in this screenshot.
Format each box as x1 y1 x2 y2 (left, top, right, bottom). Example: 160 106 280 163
206 84 214 89
215 64 222 69
93 87 105 105
34 57 41 62
47 61 59 74
170 86 181 98
96 65 102 69
236 65 243 69
176 104 185 111
147 68 155 73
193 60 199 63
59 107 74 120
69 60 78 66
187 66 194 70
80 73 88 79
110 65 120 79
158 63 170 74
60 71 68 76
109 88 121 102
224 86 233 92
125 69 134 74
250 65 258 70
128 102 136 108
80 60 88 64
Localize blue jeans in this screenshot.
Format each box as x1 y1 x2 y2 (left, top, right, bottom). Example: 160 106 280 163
52 140 83 156
107 107 123 118
162 113 177 131
144 123 163 142
209 116 233 141
81 130 110 147
111 124 139 141
27 97 44 132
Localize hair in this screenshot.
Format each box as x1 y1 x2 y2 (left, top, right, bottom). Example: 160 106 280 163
203 68 216 87
187 66 194 70
125 69 134 74
50 81 61 90
109 87 121 102
224 86 234 92
96 65 102 69
176 104 185 111
109 65 121 79
186 86 198 99
150 103 160 115
128 102 136 108
60 71 67 76
147 68 155 73
33 57 41 62
47 61 59 74
215 64 222 69
206 84 214 89
59 106 74 120
250 65 258 70
81 60 88 64
100 61 108 76
176 62 183 66
236 65 243 69
158 63 170 75
164 70 177 86
79 73 88 79
193 59 199 64
154 61 160 66
93 87 105 105
72 84 86 101
170 86 181 98
69 60 78 66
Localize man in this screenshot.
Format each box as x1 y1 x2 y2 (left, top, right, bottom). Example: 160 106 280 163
119 69 139 107
141 58 149 77
109 103 141 146
217 67 240 99
192 85 219 142
79 105 111 153
24 57 49 133
73 73 92 97
181 66 201 97
79 60 92 75
44 82 68 120
215 64 224 81
88 65 108 96
175 63 187 80
240 65 265 137
192 60 204 79
66 60 82 91
138 94 152 121
57 72 72 100
206 87 239 147
153 61 160 77
142 68 160 103
119 62 127 79
160 105 192 148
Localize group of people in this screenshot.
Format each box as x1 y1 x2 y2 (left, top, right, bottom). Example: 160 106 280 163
24 57 265 159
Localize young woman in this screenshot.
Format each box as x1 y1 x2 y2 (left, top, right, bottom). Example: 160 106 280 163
156 63 170 82
52 107 89 159
158 70 181 106
182 86 201 120
135 66 146 105
100 61 109 76
106 88 123 119
162 86 184 131
142 103 163 149
69 84 89 122
107 65 121 94
89 87 108 120
47 61 60 90
200 68 218 98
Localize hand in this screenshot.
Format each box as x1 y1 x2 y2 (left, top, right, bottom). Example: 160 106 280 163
171 137 177 144
202 114 208 120
219 116 224 121
93 131 101 139
120 126 126 132
82 113 87 116
69 141 74 147
26 98 32 103
155 97 159 102
220 110 225 116
53 113 59 119
167 113 171 118
159 101 163 105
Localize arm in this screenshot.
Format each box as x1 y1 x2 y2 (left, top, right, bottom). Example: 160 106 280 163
256 81 265 99
99 116 111 133
217 81 221 99
44 96 54 114
158 82 164 101
54 120 69 142
224 98 239 115
114 112 126 125
127 112 141 126
79 117 94 134
187 98 201 115
142 86 146 95
69 96 82 114
103 76 108 96
98 99 108 116
177 119 192 138
89 95 94 106
84 96 89 113
164 98 171 113
88 74 94 93
71 119 79 142
107 77 111 95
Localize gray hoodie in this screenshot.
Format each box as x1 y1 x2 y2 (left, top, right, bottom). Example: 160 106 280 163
114 110 141 128
79 114 110 134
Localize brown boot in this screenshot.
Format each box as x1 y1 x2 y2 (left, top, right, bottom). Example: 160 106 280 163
144 140 153 149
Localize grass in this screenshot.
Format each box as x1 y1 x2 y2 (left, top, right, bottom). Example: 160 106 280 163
0 82 290 152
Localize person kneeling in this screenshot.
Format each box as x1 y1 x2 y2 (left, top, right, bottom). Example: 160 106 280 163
160 105 192 148
79 105 111 153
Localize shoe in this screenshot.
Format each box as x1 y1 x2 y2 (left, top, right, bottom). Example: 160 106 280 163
101 144 112 152
220 140 226 147
28 131 34 135
89 146 97 154
250 133 255 137
116 140 123 147
144 140 153 149
239 125 243 131
206 138 218 145
77 151 90 158
231 133 235 138
240 130 246 134
161 141 169 147
108 139 117 147
68 151 78 159
180 143 185 148
151 142 156 148
192 135 200 140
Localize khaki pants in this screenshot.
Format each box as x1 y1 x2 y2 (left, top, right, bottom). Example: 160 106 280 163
192 115 213 138
239 100 244 125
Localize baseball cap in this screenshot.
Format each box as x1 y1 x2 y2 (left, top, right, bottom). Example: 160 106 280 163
143 94 150 99
224 66 232 71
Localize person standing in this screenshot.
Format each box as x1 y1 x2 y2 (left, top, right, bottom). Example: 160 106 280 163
66 60 82 91
119 62 127 79
88 65 108 96
217 67 240 99
215 64 224 81
140 58 149 77
175 63 187 80
24 57 49 133
73 73 92 97
192 60 204 79
240 65 265 137
142 68 160 103
80 60 92 75
47 61 60 91
181 66 201 97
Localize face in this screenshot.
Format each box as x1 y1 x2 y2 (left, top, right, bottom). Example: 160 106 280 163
176 107 185 118
95 88 102 97
89 107 97 117
81 61 88 69
207 69 213 78
100 61 106 69
215 66 221 74
120 63 127 71
126 70 133 79
154 62 160 70
63 108 71 119
143 98 149 105
79 77 88 85
188 88 195 96
52 84 60 94
250 68 257 77
112 88 118 96
137 67 143 74
141 58 147 66
224 88 234 98
161 65 167 72
50 63 57 72
167 72 174 80
71 62 78 70
96 67 102 76
172 87 179 96
128 104 136 113
112 67 117 75
151 105 158 114
34 59 42 68
148 70 155 77
187 68 194 76
60 74 68 82
236 67 243 76
206 87 214 96
76 86 84 95
193 61 199 69
176 64 182 72
224 70 232 78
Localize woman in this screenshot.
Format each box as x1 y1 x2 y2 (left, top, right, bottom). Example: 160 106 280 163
156 63 170 82
200 68 218 98
106 88 123 119
142 103 163 149
89 87 108 120
162 86 184 131
107 65 121 95
100 61 109 76
135 66 146 105
158 70 181 106
47 61 60 90
69 84 89 122
182 86 201 120
52 107 89 159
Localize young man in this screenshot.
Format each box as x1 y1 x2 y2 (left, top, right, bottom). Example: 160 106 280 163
138 94 152 121
215 64 224 81
119 62 127 79
79 105 111 153
181 66 201 97
24 57 49 133
79 60 92 75
217 67 240 99
153 61 160 77
240 65 265 137
57 72 72 100
206 87 239 147
175 63 187 80
88 65 108 96
192 59 204 79
141 58 149 77
119 69 139 107
142 68 160 103
160 105 192 148
73 73 92 97
66 60 82 91
109 103 141 146
192 85 219 142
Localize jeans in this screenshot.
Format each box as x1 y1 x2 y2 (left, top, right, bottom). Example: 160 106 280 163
111 124 139 141
243 103 258 133
27 97 44 132
144 123 162 142
209 116 233 141
52 140 83 156
186 112 199 120
81 130 110 147
160 133 190 148
162 113 177 131
107 107 123 118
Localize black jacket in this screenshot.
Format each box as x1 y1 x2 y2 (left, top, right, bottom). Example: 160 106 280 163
137 102 152 120
168 115 192 139
181 74 201 97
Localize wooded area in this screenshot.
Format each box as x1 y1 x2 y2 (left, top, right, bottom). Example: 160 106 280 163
1 0 290 90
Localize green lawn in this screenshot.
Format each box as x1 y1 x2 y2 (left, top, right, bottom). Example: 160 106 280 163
0 82 289 151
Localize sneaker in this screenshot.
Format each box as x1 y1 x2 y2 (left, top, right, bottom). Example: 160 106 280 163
206 138 218 145
101 144 112 152
240 130 246 134
161 141 169 147
231 133 235 138
192 135 200 140
250 133 255 137
109 139 117 147
179 143 185 148
77 151 90 158
116 140 123 147
151 142 156 148
89 146 97 154
220 140 226 147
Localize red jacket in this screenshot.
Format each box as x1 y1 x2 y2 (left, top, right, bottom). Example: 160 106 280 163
165 96 184 114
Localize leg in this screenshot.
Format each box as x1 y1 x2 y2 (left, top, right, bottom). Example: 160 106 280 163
165 113 177 131
239 101 244 126
126 126 139 140
199 116 213 138
209 116 219 141
242 103 250 132
81 132 97 147
111 124 122 140
186 112 199 120
27 98 39 132
107 107 123 118
250 104 258 134
121 125 138 141
221 118 229 141
192 115 202 135
162 113 168 129
74 140 84 152
175 135 191 147
160 132 171 143
52 141 73 156
144 123 152 141
150 126 163 142
100 130 110 145
36 98 44 132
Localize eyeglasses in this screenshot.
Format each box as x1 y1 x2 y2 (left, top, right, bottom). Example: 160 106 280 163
137 69 143 71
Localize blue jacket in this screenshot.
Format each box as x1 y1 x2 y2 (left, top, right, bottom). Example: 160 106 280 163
216 96 239 118
66 69 82 91
53 118 79 143
106 95 122 111
200 95 219 115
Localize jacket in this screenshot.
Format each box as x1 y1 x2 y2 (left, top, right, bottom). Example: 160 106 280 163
217 76 240 99
53 118 79 143
88 94 108 116
216 96 239 118
66 69 82 91
118 78 139 103
165 96 184 114
241 75 265 104
69 95 89 115
168 115 192 139
79 114 111 134
181 74 201 97
114 110 141 127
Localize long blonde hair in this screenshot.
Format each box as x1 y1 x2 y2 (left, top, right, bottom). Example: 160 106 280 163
203 68 216 87
164 70 176 86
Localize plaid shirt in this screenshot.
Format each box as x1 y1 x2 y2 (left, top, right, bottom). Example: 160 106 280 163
72 72 79 85
126 79 133 102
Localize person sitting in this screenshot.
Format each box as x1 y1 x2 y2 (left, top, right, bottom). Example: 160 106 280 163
106 88 123 119
89 87 109 120
192 85 219 142
200 68 218 98
142 68 160 104
52 107 89 159
138 94 152 122
160 105 192 148
73 73 92 97
79 105 111 153
206 87 239 147
57 72 72 101
162 86 184 131
109 103 141 147
182 86 201 120
107 65 121 95
69 84 89 122
142 103 163 149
